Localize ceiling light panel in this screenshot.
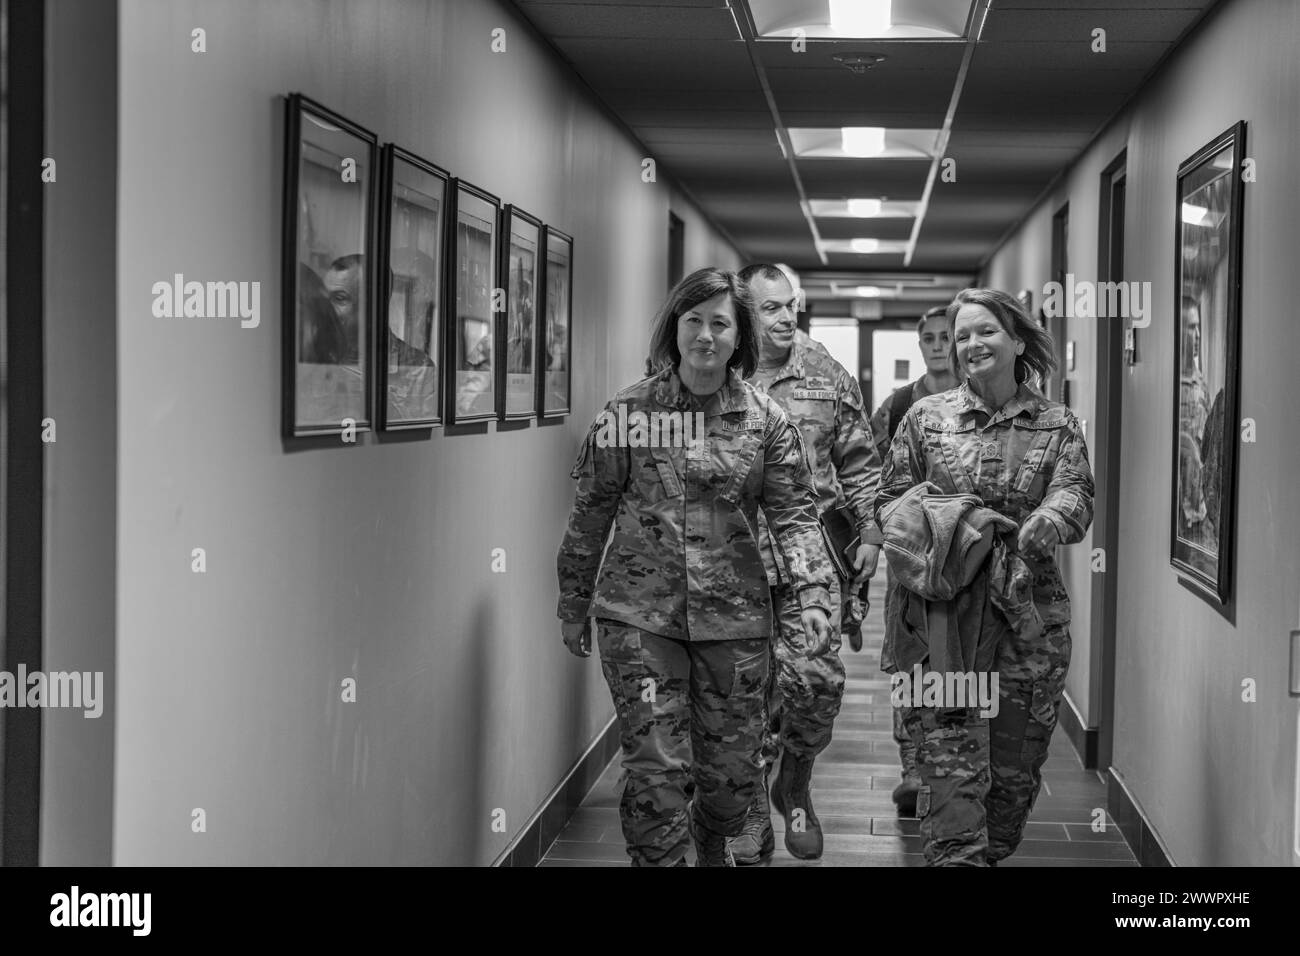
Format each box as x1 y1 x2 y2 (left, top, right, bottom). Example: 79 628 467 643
789 127 941 158
809 198 919 218
819 238 911 255
751 0 976 40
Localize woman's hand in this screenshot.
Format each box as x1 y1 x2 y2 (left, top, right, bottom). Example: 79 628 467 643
851 542 881 582
561 620 592 658
800 607 832 658
1017 513 1060 562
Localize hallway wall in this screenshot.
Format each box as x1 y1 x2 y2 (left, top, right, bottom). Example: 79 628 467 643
984 0 1300 865
114 0 738 865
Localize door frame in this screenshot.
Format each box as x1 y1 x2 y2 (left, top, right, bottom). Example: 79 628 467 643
2 0 46 866
1089 149 1128 773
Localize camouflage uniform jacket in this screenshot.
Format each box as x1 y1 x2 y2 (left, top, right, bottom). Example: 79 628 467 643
751 332 883 584
556 366 835 642
874 382 1094 627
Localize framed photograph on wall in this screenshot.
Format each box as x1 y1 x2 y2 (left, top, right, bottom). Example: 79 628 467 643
538 226 573 418
498 205 541 420
445 180 500 424
281 94 378 438
1170 121 1246 607
378 145 448 429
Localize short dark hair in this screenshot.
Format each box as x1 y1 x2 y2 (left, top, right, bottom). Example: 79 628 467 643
648 267 760 379
737 263 787 286
945 287 1057 386
916 306 948 336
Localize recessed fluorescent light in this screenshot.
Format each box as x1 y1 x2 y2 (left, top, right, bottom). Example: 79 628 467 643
1181 202 1208 225
847 198 883 218
842 127 886 158
856 286 883 297
851 238 881 254
830 0 892 37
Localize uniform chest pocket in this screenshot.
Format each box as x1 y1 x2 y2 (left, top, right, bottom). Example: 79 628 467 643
1010 420 1067 497
920 420 978 493
636 447 682 498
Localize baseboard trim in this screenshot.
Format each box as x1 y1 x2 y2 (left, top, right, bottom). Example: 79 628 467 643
492 716 620 868
1108 766 1175 867
1058 690 1099 769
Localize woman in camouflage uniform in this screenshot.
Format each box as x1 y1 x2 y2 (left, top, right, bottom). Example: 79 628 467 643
875 288 1095 866
556 268 836 867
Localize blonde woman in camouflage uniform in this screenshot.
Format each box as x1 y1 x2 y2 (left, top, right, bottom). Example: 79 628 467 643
875 288 1095 866
556 267 836 867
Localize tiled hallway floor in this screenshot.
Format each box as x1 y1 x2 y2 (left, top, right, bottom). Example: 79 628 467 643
541 577 1137 867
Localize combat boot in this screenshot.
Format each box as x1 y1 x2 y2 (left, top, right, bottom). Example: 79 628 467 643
770 753 823 859
727 777 775 865
892 737 922 816
689 809 736 867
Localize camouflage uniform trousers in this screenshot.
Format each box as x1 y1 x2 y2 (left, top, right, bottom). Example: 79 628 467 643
761 582 844 766
901 620 1071 866
596 619 769 867
882 572 918 773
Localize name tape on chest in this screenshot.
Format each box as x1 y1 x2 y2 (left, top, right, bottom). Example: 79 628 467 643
792 388 837 401
721 413 765 432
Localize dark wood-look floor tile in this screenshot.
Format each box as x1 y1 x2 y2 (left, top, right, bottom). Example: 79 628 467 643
1063 822 1128 843
538 858 627 868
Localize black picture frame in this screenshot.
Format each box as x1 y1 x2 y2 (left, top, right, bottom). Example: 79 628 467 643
281 93 378 438
378 144 449 430
538 226 574 419
444 180 501 425
497 205 542 421
1170 121 1246 608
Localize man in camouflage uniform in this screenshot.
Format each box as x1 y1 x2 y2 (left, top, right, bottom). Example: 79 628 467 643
874 291 1094 865
729 263 884 862
556 348 836 866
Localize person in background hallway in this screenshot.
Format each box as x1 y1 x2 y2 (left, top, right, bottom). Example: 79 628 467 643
321 254 365 362
869 306 958 816
1177 296 1216 550
727 263 883 864
556 267 835 867
875 288 1094 866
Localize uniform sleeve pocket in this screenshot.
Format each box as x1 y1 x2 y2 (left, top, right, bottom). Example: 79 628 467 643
570 434 593 479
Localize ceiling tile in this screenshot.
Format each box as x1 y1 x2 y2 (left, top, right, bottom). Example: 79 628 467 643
981 6 1206 41
517 2 740 39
